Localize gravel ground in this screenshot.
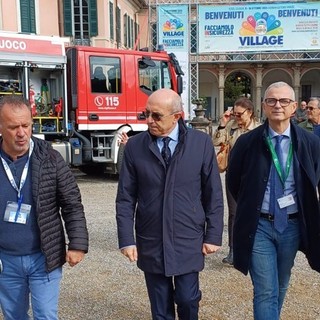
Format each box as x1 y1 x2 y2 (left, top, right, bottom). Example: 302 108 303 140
1 170 320 319
58 171 320 320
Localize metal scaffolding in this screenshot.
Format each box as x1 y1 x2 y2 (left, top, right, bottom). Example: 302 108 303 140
148 0 320 106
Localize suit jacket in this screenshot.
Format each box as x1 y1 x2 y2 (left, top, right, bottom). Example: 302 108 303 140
116 119 224 276
227 121 320 275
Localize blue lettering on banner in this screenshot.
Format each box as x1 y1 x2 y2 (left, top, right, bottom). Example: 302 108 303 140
239 35 284 46
163 31 184 36
205 11 244 20
278 8 318 17
163 39 184 47
204 25 234 35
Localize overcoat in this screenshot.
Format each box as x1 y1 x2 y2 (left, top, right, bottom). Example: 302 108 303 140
227 121 320 275
116 119 224 276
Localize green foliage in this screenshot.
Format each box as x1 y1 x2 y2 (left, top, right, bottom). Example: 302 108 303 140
224 77 245 108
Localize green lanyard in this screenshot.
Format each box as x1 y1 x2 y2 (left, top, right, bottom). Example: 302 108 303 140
266 136 293 186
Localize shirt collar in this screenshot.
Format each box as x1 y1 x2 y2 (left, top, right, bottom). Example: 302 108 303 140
268 123 291 140
159 122 179 142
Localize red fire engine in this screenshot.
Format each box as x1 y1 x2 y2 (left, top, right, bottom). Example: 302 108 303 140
0 32 183 174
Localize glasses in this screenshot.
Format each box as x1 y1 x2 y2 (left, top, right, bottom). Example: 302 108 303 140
144 110 176 121
264 98 294 107
233 109 248 118
306 106 318 111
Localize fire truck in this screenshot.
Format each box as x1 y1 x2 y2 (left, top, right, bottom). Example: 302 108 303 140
0 32 183 174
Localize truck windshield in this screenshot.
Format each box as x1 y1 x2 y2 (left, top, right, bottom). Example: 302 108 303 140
138 60 171 94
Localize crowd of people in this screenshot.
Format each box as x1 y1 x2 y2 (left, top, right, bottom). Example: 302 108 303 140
1 83 319 320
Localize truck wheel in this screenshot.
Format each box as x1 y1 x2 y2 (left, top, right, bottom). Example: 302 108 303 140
116 143 125 174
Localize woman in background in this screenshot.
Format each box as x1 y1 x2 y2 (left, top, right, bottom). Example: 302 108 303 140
213 97 260 265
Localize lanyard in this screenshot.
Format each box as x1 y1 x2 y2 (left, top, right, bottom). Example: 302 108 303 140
266 136 293 186
1 139 34 201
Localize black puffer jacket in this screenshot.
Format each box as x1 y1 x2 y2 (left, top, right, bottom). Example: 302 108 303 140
30 137 88 272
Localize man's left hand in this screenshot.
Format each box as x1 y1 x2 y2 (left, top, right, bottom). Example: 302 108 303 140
66 250 85 267
202 243 221 256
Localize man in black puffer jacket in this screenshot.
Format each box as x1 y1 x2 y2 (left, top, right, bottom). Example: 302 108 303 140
0 95 88 320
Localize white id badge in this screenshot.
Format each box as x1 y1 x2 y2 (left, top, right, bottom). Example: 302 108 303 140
277 194 295 209
3 201 31 224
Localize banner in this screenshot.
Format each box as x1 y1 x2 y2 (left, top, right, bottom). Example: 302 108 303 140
158 5 190 118
158 5 188 52
199 2 320 53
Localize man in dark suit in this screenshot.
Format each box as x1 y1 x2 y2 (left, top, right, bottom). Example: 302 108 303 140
227 81 320 320
116 88 224 320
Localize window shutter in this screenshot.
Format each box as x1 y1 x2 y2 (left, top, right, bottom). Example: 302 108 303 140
123 13 127 47
109 2 114 40
89 0 98 36
20 0 36 33
63 0 73 36
116 6 121 45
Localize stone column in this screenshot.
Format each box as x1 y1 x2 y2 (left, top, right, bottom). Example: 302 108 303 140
218 64 225 117
255 64 263 120
292 63 301 101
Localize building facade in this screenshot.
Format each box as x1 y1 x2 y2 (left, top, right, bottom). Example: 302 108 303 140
0 0 319 121
0 0 148 49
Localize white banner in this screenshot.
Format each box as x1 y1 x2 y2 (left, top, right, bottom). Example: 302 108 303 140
199 2 320 53
158 5 190 118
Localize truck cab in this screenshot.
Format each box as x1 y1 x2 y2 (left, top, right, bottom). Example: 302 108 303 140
66 46 183 174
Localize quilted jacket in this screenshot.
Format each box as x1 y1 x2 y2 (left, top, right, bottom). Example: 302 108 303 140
30 137 88 272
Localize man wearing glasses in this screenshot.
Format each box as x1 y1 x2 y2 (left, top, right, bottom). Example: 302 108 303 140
298 97 320 137
116 88 224 320
293 100 307 124
227 82 320 320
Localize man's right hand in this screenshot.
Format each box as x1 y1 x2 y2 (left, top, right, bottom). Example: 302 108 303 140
121 246 138 262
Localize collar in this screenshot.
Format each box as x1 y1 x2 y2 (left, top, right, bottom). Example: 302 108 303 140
268 123 291 139
158 122 179 141
0 142 29 162
168 122 179 142
230 118 258 131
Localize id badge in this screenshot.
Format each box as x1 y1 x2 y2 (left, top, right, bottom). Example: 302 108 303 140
277 194 295 209
3 201 31 224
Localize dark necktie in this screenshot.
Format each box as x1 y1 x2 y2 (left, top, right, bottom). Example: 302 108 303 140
270 135 288 233
161 137 171 166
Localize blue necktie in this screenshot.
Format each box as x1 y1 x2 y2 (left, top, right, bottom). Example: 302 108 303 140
161 137 171 166
270 135 288 233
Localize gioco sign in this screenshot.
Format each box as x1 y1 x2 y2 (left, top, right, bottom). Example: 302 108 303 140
0 39 26 51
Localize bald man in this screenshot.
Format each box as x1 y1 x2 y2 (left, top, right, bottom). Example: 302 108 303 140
116 89 224 320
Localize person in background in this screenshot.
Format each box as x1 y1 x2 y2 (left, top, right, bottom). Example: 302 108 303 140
293 100 307 124
0 95 89 319
116 88 224 320
212 97 260 265
227 82 320 320
298 97 320 137
118 131 129 145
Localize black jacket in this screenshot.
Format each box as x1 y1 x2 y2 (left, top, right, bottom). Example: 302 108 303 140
31 137 88 272
227 121 320 275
